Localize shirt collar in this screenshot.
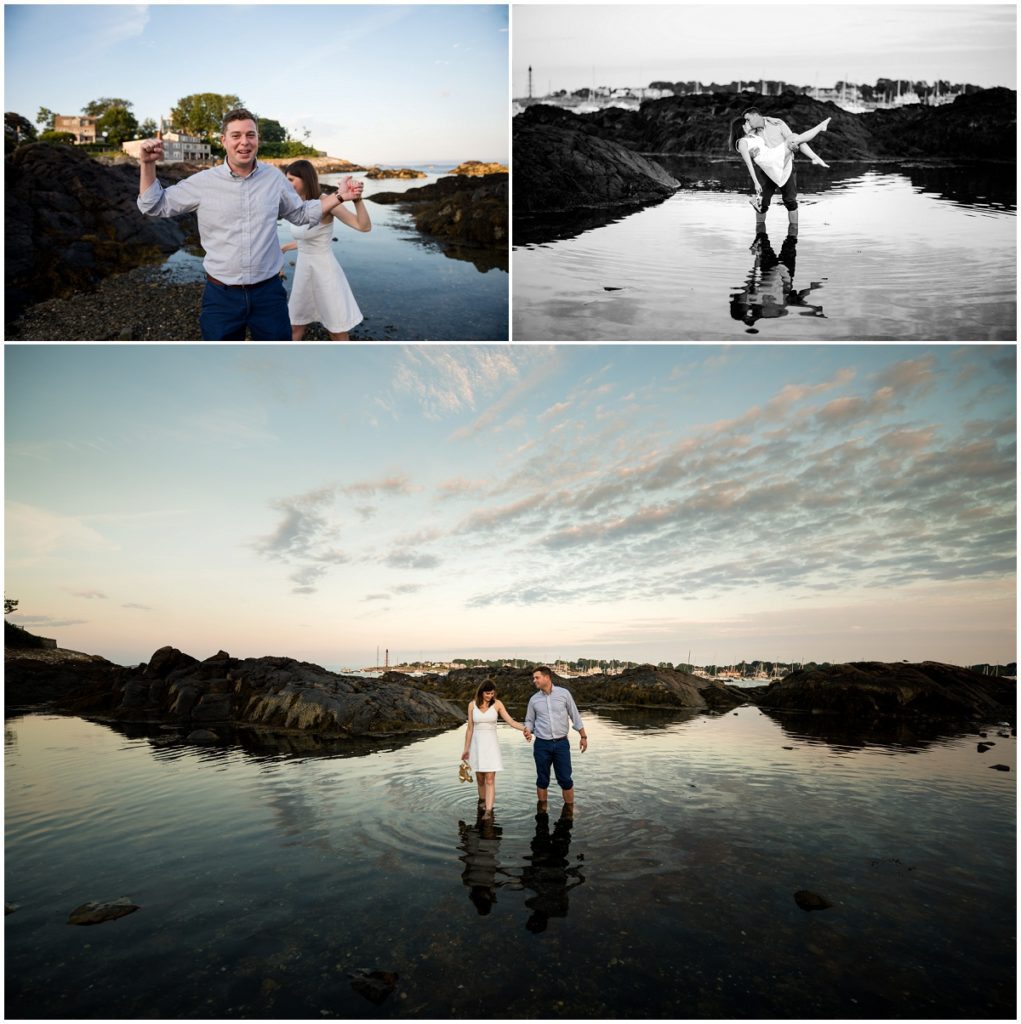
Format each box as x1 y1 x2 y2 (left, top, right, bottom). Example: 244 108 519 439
223 157 261 180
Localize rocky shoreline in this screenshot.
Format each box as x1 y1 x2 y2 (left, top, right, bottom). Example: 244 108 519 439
513 88 1016 241
5 144 507 334
6 629 1014 748
6 260 386 341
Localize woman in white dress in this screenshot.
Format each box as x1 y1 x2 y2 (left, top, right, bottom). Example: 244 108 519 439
731 116 831 212
461 682 528 817
281 159 371 341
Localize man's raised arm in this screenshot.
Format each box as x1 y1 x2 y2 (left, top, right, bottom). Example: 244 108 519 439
138 138 163 197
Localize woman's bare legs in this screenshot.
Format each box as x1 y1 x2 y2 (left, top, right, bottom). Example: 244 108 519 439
798 142 829 167
788 117 831 149
292 324 308 341
479 771 496 814
328 330 350 341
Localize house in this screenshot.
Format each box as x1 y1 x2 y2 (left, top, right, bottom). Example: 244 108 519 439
54 114 97 143
122 128 211 163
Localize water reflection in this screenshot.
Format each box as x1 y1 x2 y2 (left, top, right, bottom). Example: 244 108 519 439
457 813 507 915
520 805 584 933
730 228 826 332
759 708 1010 752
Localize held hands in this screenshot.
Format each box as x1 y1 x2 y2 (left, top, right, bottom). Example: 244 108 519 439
336 175 364 203
522 728 532 743
579 735 588 753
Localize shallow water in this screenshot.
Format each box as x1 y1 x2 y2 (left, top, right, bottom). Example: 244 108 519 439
5 707 1015 1019
512 164 1016 341
163 172 508 341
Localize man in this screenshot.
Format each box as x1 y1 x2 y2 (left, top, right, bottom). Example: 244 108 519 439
742 107 827 234
137 108 362 340
523 666 588 810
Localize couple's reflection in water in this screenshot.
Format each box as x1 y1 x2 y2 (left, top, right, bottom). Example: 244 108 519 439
456 804 584 930
730 228 826 332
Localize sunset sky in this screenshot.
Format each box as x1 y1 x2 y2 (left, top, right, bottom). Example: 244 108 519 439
513 3 1017 96
5 344 1015 671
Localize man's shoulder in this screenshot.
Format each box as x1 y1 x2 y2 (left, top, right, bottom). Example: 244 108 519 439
765 116 791 132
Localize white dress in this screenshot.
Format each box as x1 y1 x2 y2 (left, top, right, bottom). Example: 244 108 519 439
287 219 363 333
743 135 793 186
468 705 503 772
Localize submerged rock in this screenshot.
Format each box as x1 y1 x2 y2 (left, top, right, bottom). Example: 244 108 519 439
350 969 398 1004
67 897 140 925
364 166 426 179
793 890 833 912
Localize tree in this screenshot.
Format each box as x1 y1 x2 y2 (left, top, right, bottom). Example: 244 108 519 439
139 117 157 137
4 597 18 615
5 112 37 150
257 117 287 143
38 130 76 144
170 93 243 140
36 106 56 130
96 105 139 147
82 97 134 117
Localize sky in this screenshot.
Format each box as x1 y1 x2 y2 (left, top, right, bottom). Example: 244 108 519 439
512 3 1017 96
5 344 1016 671
4 3 508 164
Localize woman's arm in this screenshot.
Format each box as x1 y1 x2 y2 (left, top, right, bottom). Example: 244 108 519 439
737 139 762 194
461 704 474 759
280 241 297 253
494 699 526 731
329 197 372 233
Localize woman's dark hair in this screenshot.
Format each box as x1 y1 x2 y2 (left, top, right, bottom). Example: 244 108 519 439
474 681 497 708
284 158 321 200
729 116 749 153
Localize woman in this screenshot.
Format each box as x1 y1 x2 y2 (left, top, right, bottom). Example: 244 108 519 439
461 682 527 817
281 159 371 341
731 116 831 212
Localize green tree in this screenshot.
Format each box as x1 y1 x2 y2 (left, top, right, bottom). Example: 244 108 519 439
38 130 76 144
170 93 243 140
82 97 134 117
5 112 37 151
139 117 157 137
96 105 139 146
257 117 287 143
36 106 56 130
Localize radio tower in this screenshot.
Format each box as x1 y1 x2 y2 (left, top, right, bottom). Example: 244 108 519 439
528 65 533 99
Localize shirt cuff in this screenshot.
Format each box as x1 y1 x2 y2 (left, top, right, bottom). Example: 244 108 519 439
137 179 163 214
305 198 324 226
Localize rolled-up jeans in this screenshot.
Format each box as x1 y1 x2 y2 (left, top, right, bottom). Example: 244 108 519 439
533 736 573 791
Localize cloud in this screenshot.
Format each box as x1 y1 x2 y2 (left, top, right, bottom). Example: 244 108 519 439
6 502 117 557
122 603 153 611
67 589 107 600
385 550 442 570
342 475 414 497
10 615 89 629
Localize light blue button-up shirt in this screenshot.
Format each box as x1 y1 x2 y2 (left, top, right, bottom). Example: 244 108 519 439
137 160 324 285
525 685 584 740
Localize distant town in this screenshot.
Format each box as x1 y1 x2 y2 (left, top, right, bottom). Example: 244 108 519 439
513 73 991 116
355 655 1016 680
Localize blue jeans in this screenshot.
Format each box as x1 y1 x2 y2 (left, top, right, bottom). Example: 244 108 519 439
199 276 292 340
533 737 573 791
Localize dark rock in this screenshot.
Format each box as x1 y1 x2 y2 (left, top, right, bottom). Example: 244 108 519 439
5 143 201 322
67 897 140 925
8 643 465 740
369 172 508 257
977 742 994 752
350 969 398 1005
989 764 1011 771
365 166 426 179
5 903 17 915
793 890 833 912
187 729 220 744
513 110 678 223
753 661 1014 720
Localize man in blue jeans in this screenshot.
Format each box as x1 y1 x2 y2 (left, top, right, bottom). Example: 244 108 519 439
136 108 362 340
523 666 588 810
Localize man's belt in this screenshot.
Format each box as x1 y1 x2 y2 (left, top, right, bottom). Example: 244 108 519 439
205 273 277 289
